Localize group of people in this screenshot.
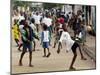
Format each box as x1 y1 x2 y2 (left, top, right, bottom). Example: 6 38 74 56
12 8 87 70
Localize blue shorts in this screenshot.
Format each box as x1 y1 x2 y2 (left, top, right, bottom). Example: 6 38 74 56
42 42 49 48
23 42 32 52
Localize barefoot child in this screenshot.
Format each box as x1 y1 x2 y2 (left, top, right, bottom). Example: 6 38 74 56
19 20 39 67
41 25 51 57
12 19 20 47
57 27 86 70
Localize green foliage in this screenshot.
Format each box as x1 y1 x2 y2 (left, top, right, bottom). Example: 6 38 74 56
12 0 32 10
42 3 63 9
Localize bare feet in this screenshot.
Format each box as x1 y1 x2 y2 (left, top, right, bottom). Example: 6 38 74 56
29 64 34 67
43 55 46 57
19 62 23 66
53 46 55 48
81 57 87 60
69 67 76 70
18 48 21 52
46 52 51 57
33 49 35 51
57 49 60 54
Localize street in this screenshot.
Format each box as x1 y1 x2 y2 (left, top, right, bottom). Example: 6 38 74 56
11 28 96 74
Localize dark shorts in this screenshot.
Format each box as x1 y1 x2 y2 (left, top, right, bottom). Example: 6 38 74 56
23 42 32 52
42 42 49 48
71 42 79 53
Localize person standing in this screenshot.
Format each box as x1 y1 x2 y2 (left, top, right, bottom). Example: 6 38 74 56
19 20 39 67
12 19 20 47
42 14 53 45
41 25 51 57
33 12 42 32
29 18 39 51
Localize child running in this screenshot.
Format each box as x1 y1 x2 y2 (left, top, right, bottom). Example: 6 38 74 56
57 26 87 70
12 19 20 47
41 25 51 57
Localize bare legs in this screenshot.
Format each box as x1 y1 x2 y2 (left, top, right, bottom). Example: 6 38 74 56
69 44 86 70
29 51 33 67
78 45 87 60
43 48 51 57
33 41 36 51
69 52 77 70
19 50 33 67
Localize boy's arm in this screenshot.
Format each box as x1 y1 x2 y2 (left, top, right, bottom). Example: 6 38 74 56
40 32 43 45
22 32 29 42
33 32 39 40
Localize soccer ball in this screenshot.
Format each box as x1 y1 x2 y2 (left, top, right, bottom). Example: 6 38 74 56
87 25 92 32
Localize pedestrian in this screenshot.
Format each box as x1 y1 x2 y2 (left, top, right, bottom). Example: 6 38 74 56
41 25 51 57
19 20 39 67
12 19 20 47
29 18 39 51
57 26 87 70
33 12 42 32
75 20 86 46
42 14 52 45
18 20 25 51
53 19 63 48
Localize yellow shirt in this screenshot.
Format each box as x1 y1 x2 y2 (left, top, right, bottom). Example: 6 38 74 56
12 24 20 40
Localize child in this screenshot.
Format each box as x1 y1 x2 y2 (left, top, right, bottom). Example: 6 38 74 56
41 25 51 57
18 20 25 51
57 27 86 70
42 14 52 45
19 20 39 67
12 19 20 47
53 20 63 48
29 18 38 51
33 12 42 32
75 20 86 46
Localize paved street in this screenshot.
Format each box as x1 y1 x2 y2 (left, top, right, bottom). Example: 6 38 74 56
11 28 96 74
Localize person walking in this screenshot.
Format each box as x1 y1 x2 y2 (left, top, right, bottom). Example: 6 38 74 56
19 20 39 67
41 25 51 57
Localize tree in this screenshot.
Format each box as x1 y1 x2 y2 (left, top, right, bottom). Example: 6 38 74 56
42 3 63 9
12 0 32 10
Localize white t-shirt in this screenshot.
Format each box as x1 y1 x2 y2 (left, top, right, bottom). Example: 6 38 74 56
77 15 82 23
59 31 75 51
42 31 49 42
19 25 24 33
68 13 72 20
42 17 52 27
18 15 25 22
33 15 41 24
29 23 36 31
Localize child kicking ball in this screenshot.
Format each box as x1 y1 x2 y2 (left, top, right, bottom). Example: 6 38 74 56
57 27 87 70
